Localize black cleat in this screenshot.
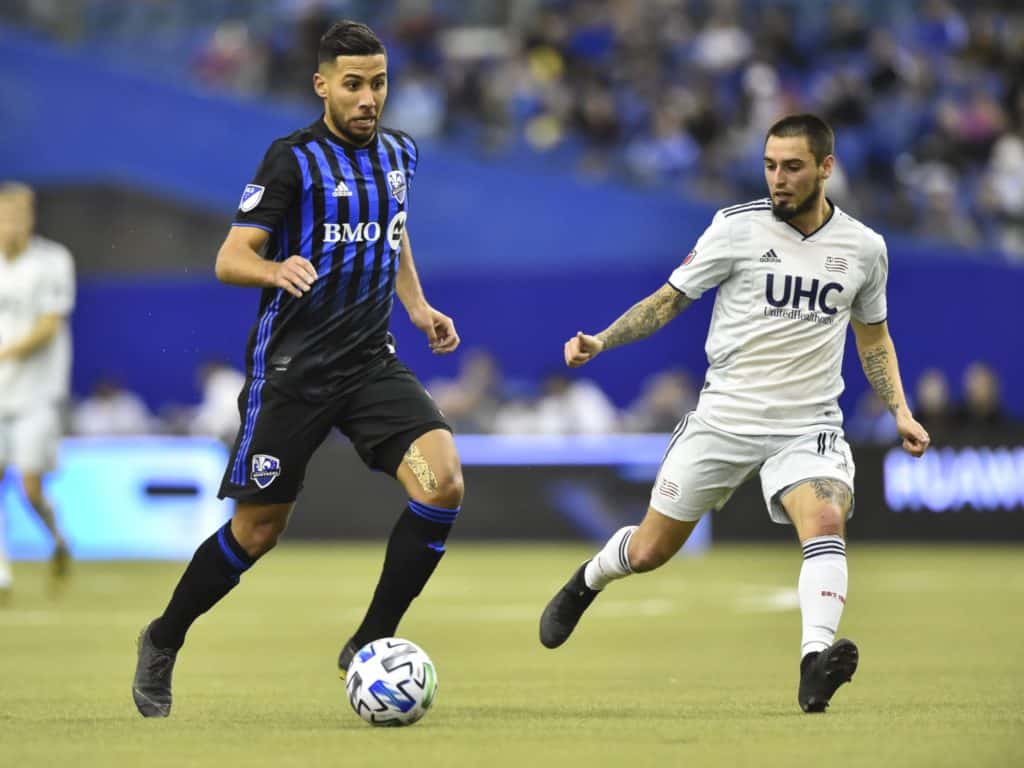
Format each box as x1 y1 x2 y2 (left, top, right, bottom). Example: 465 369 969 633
338 638 359 680
51 542 71 581
798 638 859 713
539 562 600 649
132 621 178 718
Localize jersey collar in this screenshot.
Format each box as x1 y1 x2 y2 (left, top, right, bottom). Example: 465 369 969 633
780 197 838 241
314 116 379 152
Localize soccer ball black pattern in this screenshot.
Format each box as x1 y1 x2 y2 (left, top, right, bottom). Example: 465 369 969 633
345 638 438 726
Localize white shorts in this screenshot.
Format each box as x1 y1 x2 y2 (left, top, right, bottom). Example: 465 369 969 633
649 412 856 524
0 405 61 474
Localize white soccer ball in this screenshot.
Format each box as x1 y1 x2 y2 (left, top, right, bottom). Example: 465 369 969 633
345 638 438 726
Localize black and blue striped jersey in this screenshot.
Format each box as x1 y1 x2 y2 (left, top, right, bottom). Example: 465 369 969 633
232 117 417 401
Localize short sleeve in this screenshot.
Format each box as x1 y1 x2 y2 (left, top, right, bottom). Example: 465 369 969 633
852 238 888 324
668 211 733 300
232 140 301 232
38 247 75 316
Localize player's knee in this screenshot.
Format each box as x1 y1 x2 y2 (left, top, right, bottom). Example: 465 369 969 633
421 469 464 511
628 540 673 573
804 505 845 538
235 518 287 558
21 481 46 509
246 525 284 558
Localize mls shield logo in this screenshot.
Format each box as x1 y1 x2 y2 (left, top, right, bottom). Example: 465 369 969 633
251 454 281 489
387 170 406 204
681 249 697 267
239 184 265 212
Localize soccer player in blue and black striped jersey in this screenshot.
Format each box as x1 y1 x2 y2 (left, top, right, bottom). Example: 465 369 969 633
132 20 464 718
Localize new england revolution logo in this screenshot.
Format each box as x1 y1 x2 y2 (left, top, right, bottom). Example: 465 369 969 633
239 184 265 212
387 170 406 204
824 255 848 274
250 454 281 489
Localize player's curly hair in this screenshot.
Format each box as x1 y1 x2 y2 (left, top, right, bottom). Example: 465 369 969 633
318 20 385 66
766 114 834 165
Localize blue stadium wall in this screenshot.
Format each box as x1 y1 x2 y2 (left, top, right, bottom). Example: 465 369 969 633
71 265 1022 416
2 28 1022 414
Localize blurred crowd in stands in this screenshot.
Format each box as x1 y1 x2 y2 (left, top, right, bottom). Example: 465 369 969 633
71 361 246 445
69 352 1017 443
4 0 1024 259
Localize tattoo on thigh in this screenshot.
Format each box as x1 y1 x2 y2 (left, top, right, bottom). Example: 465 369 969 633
809 478 852 511
403 444 439 493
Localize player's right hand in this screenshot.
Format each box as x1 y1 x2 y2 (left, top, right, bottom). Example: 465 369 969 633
564 331 604 368
272 255 318 298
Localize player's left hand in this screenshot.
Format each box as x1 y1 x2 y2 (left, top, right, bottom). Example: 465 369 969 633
410 304 460 354
896 413 931 457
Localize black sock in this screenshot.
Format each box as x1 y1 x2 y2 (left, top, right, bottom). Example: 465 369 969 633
150 521 256 651
349 501 459 649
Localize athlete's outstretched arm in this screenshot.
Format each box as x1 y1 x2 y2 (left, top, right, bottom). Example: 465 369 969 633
565 283 692 368
395 229 459 354
851 319 930 457
215 225 317 299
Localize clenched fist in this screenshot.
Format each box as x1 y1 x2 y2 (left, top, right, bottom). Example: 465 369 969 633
564 331 604 368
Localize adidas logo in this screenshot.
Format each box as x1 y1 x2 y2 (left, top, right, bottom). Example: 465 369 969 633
332 181 352 198
759 249 781 263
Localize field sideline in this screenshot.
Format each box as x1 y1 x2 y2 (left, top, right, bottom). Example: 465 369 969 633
2 543 1021 767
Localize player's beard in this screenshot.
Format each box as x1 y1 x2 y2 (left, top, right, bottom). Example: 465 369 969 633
771 177 823 222
327 102 377 146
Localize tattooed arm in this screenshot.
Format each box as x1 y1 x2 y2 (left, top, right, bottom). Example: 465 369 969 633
564 283 692 368
851 319 931 457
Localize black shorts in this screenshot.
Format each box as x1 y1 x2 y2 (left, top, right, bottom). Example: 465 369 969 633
218 356 450 504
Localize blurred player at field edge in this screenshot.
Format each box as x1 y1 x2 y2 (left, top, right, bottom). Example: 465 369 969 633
0 182 76 597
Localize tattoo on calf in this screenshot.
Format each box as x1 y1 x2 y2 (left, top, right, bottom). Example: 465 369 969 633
809 478 852 511
403 444 439 493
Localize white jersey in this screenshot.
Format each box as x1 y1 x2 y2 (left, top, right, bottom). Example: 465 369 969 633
668 198 887 436
0 236 76 414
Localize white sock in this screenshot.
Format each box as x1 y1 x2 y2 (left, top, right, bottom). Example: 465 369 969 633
798 535 848 658
584 525 637 590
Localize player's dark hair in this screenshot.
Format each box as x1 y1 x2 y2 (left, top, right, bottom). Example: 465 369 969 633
318 20 385 66
766 114 834 165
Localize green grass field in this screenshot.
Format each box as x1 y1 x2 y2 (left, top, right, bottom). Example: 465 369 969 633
2 543 1022 767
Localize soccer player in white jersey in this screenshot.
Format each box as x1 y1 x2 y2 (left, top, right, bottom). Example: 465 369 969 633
539 114 931 713
0 182 75 594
